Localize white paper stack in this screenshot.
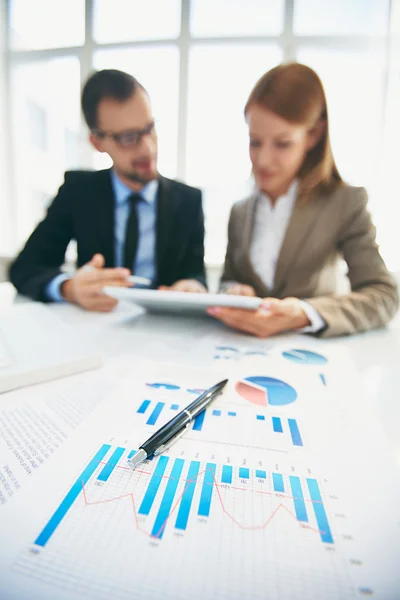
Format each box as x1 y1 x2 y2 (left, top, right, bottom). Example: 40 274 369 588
0 302 101 393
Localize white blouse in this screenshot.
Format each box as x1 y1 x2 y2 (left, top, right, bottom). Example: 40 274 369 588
249 180 325 333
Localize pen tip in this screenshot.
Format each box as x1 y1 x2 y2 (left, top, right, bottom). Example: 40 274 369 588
128 448 147 469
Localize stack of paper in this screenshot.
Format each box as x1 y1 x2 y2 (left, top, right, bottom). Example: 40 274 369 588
0 302 101 393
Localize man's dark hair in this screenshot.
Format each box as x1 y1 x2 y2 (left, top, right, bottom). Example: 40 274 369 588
81 69 145 130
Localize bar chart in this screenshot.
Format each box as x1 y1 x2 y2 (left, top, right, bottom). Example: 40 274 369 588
214 345 269 360
33 444 333 549
146 382 205 394
146 382 181 390
136 399 303 446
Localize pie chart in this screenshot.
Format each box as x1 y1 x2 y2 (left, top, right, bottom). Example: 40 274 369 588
235 376 297 406
282 349 327 365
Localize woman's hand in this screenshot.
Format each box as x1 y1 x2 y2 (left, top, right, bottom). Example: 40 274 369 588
223 283 257 296
207 297 311 337
158 279 207 293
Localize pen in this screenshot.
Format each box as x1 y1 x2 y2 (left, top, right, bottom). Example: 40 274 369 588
126 275 152 286
128 379 228 470
82 265 151 287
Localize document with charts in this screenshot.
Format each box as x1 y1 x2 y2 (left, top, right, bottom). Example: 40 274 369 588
0 344 399 600
0 364 126 507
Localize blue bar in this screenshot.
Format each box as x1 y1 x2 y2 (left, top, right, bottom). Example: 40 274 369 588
175 461 200 531
273 472 284 492
138 456 169 515
289 476 308 522
170 404 179 410
319 373 326 386
256 415 265 421
228 411 236 417
193 410 206 431
212 409 221 416
288 419 303 446
128 450 136 459
198 463 216 517
97 447 125 482
151 458 185 539
272 417 283 433
35 444 111 547
147 402 165 426
239 467 249 479
137 400 151 414
307 478 334 544
256 470 266 479
221 465 232 484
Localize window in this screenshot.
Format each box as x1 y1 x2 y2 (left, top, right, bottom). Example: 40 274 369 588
27 100 47 152
93 0 181 43
190 0 284 37
10 0 85 49
11 57 81 243
64 128 80 167
4 0 400 271
293 0 390 36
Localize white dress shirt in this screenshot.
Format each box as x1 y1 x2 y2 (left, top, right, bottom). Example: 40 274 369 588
250 180 325 333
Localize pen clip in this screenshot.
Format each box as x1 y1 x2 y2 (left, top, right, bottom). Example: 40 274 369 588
153 423 191 456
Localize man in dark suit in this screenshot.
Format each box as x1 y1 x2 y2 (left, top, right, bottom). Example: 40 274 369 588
9 69 206 311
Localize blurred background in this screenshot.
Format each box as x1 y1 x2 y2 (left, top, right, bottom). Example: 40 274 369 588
0 0 399 282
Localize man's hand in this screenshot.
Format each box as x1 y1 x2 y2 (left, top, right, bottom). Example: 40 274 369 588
61 254 131 312
223 283 257 296
158 279 207 293
207 297 311 337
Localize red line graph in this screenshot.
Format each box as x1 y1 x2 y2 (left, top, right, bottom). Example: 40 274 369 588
81 467 327 541
97 459 322 505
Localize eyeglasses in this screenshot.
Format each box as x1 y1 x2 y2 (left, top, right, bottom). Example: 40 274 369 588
92 121 156 148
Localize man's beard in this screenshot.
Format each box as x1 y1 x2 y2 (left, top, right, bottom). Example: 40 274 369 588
121 167 158 185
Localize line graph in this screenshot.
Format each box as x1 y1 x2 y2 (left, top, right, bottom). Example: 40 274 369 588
33 444 333 548
80 468 327 541
81 480 324 540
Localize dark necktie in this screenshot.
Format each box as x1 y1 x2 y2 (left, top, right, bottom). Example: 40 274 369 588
123 193 142 270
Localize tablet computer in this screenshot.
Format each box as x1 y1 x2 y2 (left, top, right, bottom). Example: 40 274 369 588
103 287 263 315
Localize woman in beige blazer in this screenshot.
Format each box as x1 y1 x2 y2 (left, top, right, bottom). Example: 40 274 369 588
208 63 398 338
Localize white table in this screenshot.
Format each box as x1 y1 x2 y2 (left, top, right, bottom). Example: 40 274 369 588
48 301 400 467
1 297 398 599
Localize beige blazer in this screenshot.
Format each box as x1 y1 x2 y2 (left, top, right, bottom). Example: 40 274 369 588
221 185 399 337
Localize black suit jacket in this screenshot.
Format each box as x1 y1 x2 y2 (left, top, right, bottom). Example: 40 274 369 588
9 169 205 301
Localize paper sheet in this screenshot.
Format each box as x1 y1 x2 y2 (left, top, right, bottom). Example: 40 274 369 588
0 344 399 600
0 303 101 393
0 357 136 506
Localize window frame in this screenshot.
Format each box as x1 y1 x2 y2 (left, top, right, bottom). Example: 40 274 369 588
2 0 395 266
